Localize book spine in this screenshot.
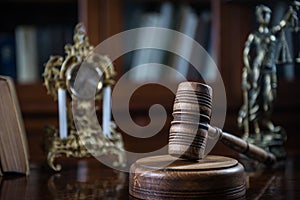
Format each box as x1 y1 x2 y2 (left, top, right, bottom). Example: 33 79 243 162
169 4 198 80
128 2 174 81
15 26 39 83
178 8 216 83
0 33 17 80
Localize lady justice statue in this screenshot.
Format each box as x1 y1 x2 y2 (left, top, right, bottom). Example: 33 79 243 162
238 1 299 159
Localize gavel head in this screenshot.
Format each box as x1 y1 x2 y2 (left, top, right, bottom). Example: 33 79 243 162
168 82 212 160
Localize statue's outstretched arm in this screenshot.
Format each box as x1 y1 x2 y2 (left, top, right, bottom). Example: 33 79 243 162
272 1 299 33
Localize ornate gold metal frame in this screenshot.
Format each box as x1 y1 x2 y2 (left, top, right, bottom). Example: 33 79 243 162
43 23 125 171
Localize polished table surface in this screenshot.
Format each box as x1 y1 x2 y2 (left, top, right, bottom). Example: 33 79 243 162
1 147 299 200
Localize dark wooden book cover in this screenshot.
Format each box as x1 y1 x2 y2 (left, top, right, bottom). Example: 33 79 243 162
0 76 29 175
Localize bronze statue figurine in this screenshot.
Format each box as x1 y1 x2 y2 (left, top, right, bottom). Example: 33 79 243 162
238 2 299 159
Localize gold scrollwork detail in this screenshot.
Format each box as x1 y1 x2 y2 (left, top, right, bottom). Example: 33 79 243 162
42 23 125 171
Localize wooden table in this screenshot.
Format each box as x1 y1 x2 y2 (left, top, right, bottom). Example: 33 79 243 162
1 145 299 200
9 82 300 199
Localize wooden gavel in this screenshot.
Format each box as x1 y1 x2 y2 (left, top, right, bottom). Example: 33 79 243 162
168 82 276 165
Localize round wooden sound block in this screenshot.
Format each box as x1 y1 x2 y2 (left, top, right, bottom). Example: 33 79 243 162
129 155 246 200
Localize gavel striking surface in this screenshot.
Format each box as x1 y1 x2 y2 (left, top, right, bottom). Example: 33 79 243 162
129 155 246 199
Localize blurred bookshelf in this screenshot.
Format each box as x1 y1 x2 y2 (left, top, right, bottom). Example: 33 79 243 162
79 0 300 118
0 0 78 83
0 0 299 160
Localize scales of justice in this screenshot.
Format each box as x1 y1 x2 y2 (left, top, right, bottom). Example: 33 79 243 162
42 23 125 171
238 1 300 161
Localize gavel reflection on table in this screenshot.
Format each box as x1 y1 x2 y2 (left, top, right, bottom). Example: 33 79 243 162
129 82 277 200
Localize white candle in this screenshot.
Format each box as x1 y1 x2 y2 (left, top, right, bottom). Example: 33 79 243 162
102 86 111 137
58 88 68 138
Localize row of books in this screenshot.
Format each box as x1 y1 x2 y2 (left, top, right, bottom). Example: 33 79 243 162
0 25 73 83
123 2 216 82
124 1 300 82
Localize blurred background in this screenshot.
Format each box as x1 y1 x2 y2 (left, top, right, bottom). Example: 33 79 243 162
0 0 299 162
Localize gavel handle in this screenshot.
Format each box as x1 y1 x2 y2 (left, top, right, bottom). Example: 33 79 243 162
209 126 276 165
